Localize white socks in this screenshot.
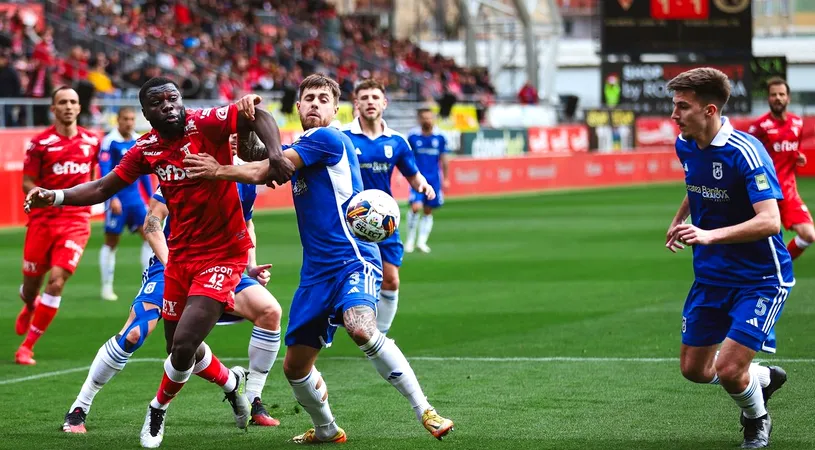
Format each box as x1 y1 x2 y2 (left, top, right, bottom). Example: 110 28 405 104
405 210 419 247
794 235 812 248
377 290 398 334
99 245 116 288
246 326 281 402
418 215 434 247
71 337 132 414
151 357 193 410
289 367 338 440
359 330 431 421
730 370 767 419
141 241 152 271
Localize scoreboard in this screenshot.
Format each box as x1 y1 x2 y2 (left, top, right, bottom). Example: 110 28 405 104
601 0 752 56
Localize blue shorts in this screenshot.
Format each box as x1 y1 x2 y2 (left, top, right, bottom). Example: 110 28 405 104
409 183 443 209
378 231 403 267
285 263 382 349
134 260 259 325
681 281 791 353
105 200 147 235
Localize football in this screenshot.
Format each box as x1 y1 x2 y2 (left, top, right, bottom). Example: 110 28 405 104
346 189 401 243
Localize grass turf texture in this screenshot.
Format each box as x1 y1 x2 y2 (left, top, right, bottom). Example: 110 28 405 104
0 180 813 450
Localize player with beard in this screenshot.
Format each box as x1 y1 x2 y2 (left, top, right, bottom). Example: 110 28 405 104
184 73 454 444
747 77 815 260
24 77 295 448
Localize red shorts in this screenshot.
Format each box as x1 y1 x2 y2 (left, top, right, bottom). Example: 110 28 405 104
779 192 813 230
161 252 248 321
22 219 91 277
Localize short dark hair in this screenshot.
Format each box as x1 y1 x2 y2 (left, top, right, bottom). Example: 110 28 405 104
417 107 432 116
354 78 385 96
139 77 179 107
118 106 136 117
299 73 341 105
767 77 790 95
666 67 731 110
51 86 75 105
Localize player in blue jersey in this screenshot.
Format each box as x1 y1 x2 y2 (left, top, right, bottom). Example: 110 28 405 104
405 108 449 254
342 79 435 334
61 143 284 433
184 74 454 443
665 68 793 449
98 107 154 301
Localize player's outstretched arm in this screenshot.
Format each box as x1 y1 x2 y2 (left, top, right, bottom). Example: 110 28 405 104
143 197 169 266
185 153 269 184
24 172 130 213
405 172 436 200
674 199 781 246
237 109 295 185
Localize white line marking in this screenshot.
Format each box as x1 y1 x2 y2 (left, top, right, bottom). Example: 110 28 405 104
1 356 812 386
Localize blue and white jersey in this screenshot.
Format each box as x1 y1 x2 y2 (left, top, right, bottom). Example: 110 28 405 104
148 173 258 269
99 129 152 205
342 118 418 196
407 127 447 185
287 126 382 285
676 117 794 288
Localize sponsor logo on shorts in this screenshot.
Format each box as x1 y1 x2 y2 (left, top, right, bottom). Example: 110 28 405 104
163 300 178 317
200 265 234 277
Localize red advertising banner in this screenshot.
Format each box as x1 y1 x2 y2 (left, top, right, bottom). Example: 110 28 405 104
528 125 590 154
635 116 815 176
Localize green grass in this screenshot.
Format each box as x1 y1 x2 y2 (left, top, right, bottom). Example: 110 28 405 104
1 180 814 450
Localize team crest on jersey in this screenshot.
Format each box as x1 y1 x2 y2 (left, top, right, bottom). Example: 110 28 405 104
384 145 393 158
216 106 229 121
180 143 192 155
792 127 800 137
185 119 198 134
80 144 92 157
712 162 723 180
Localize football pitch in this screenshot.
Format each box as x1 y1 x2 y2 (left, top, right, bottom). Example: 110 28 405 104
1 181 813 450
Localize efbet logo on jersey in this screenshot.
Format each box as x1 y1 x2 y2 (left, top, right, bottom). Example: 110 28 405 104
712 162 723 180
155 164 188 181
384 145 393 158
773 141 799 152
53 161 91 175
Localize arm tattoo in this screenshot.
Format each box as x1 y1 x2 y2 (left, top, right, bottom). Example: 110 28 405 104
144 214 162 234
342 305 378 337
237 131 268 162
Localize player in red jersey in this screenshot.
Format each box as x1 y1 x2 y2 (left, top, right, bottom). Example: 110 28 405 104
747 77 815 260
15 87 100 366
24 77 294 448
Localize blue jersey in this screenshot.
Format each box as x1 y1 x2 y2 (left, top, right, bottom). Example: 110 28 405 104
407 128 447 185
99 129 152 205
676 117 794 288
342 118 418 196
287 126 381 285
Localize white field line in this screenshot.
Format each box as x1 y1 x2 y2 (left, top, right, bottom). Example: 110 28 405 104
1 355 812 386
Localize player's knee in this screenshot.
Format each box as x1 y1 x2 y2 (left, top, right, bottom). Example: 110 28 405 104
170 340 198 362
255 301 282 330
382 274 399 291
283 358 310 380
346 325 374 345
799 226 815 243
125 327 143 347
45 275 68 294
714 359 746 385
680 360 712 384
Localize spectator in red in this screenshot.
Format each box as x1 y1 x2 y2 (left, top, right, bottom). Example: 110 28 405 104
518 81 538 105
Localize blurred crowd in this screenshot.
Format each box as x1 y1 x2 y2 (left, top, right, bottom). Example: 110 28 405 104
0 0 497 127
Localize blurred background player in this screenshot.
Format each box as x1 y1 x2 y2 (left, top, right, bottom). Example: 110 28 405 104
747 77 815 261
63 162 283 433
98 107 154 301
184 73 454 444
342 79 435 334
665 68 792 449
16 86 100 366
405 108 450 253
